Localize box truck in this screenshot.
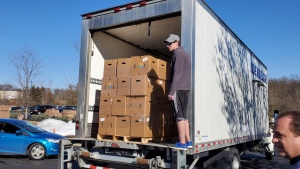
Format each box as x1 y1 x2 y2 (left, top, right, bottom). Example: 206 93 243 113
59 0 273 168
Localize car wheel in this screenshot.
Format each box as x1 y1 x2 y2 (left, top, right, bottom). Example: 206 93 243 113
28 143 46 160
38 111 41 115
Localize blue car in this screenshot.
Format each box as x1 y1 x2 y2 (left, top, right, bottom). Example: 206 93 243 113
0 118 65 160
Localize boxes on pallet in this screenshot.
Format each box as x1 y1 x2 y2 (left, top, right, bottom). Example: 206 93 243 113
117 76 131 96
112 96 128 116
103 59 117 77
116 116 130 136
99 96 113 116
131 75 156 97
101 77 117 96
117 58 131 77
130 114 164 138
130 55 159 78
98 115 117 135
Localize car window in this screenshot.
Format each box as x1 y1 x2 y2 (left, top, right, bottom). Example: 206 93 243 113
0 122 19 134
15 121 45 133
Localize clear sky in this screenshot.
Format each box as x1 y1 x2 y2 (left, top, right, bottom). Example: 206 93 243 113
0 0 299 89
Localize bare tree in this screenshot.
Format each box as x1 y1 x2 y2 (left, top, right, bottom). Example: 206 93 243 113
8 45 42 118
66 34 80 86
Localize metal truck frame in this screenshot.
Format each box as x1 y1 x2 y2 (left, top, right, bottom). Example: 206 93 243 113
59 0 272 168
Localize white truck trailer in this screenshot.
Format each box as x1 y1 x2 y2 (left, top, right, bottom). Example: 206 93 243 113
59 0 272 168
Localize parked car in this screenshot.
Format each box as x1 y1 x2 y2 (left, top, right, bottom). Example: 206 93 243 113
10 106 22 111
0 118 65 160
30 105 53 115
54 105 65 113
64 106 77 110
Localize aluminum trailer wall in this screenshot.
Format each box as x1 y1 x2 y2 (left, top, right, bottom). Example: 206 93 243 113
192 0 268 153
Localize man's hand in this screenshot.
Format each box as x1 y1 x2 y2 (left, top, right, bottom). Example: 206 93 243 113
168 94 174 101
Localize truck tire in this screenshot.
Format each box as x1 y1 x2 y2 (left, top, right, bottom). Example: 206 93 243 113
265 152 274 160
27 143 46 160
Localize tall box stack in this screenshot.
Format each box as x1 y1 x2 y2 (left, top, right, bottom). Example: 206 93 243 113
98 55 173 142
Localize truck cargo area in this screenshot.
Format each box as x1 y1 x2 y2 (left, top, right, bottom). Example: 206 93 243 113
91 14 181 61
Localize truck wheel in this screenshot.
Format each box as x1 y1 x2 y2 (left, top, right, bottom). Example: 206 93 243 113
229 147 240 169
27 143 46 160
265 152 274 160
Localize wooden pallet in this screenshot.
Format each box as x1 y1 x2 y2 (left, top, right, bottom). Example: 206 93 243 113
97 134 170 144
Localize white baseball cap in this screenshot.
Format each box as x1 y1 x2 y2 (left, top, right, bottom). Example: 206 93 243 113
164 34 180 43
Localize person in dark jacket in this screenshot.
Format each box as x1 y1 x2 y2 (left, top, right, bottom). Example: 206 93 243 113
164 34 191 150
272 111 300 169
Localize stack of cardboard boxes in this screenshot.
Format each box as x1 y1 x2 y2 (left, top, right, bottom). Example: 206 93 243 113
0 105 10 118
98 55 177 141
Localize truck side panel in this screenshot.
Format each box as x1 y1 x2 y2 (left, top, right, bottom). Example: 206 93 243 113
193 0 268 152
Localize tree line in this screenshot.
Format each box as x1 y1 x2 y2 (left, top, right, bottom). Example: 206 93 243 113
268 76 300 114
0 84 78 107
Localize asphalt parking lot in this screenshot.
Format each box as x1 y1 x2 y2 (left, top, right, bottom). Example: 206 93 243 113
0 152 291 169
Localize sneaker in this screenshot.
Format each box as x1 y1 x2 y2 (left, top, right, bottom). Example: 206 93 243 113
174 142 187 150
186 141 193 148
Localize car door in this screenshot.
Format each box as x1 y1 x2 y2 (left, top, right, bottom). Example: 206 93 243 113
0 122 28 155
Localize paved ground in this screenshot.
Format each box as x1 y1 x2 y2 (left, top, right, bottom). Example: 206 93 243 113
0 152 291 169
240 152 291 169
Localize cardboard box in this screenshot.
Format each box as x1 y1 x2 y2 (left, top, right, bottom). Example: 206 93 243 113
0 105 10 111
116 116 130 136
99 96 113 116
127 96 156 116
112 96 128 116
156 79 167 99
101 77 117 96
158 59 170 80
103 59 117 77
117 58 131 77
130 115 163 138
0 105 10 118
130 55 159 78
98 115 117 135
117 76 131 96
0 110 10 118
131 75 156 97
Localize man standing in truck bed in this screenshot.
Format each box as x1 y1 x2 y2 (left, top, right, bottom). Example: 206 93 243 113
165 34 192 150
